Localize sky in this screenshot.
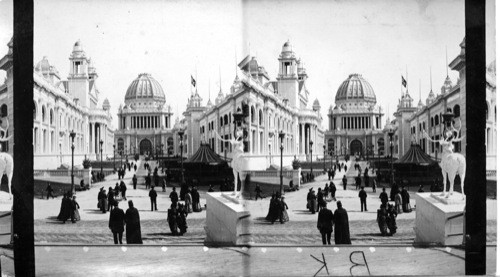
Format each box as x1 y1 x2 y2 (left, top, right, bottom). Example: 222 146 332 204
0 0 496 129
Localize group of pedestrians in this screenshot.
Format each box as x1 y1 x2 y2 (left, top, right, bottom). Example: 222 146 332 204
316 201 351 245
265 193 289 224
377 187 398 236
98 181 128 213
167 202 188 236
108 200 143 244
306 182 336 214
57 192 80 223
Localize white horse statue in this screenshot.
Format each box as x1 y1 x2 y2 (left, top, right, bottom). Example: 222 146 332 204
216 130 245 198
422 120 466 199
0 118 13 200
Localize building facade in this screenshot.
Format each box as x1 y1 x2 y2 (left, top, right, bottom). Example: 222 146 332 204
325 74 385 159
183 41 325 170
386 38 496 170
114 73 175 157
30 40 114 169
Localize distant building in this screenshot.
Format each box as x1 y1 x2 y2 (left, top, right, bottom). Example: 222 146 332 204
386 38 496 171
12 40 114 169
114 73 175 156
182 41 324 170
325 74 385 158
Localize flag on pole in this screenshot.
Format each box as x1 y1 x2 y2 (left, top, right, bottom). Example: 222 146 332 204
401 76 407 88
191 75 196 87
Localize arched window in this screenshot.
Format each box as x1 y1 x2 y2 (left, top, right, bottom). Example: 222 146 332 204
485 102 489 121
434 115 439 126
49 109 54 125
33 101 37 120
251 106 255 123
0 104 7 118
117 138 124 151
224 115 228 125
453 105 460 118
430 117 434 127
327 138 334 152
220 117 223 126
259 110 263 125
42 106 46 123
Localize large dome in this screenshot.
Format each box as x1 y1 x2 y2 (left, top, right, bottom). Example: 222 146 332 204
335 74 376 104
125 73 166 102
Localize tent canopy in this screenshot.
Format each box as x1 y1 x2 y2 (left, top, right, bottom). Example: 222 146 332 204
395 143 437 165
185 144 226 164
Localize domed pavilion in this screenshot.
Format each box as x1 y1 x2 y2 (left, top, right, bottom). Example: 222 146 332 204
325 74 385 158
115 73 175 156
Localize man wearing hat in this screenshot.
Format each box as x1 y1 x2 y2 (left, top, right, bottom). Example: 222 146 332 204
109 201 125 244
317 202 334 245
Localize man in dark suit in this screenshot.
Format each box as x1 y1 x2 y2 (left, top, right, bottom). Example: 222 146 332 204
379 187 389 207
317 202 334 245
359 186 368 212
342 175 348 190
149 186 158 211
109 202 125 244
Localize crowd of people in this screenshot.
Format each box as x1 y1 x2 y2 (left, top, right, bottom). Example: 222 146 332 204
306 182 336 214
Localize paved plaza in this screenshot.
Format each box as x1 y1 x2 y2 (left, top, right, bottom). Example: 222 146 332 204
34 159 497 246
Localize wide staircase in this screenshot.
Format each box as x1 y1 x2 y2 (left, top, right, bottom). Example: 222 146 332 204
345 158 369 185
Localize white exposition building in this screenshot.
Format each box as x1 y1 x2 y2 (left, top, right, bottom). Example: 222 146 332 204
28 40 113 169
182 41 324 170
385 38 496 171
114 73 176 156
325 74 385 158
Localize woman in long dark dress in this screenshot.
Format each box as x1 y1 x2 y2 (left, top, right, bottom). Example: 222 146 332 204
333 201 351 244
57 193 72 222
167 203 179 235
265 193 276 221
125 200 143 244
176 203 188 235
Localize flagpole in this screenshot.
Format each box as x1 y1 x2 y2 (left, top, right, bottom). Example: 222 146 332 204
405 65 408 93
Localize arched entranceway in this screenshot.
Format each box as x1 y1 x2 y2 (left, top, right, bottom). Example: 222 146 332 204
139 139 152 155
350 139 362 156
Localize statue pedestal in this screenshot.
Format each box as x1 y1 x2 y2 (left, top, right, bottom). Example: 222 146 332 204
205 192 252 245
414 193 465 245
293 168 301 186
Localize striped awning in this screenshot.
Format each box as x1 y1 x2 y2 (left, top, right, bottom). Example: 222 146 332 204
185 144 226 164
395 143 437 165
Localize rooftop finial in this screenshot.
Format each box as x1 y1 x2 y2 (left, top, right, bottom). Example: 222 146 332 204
219 65 222 93
430 66 433 92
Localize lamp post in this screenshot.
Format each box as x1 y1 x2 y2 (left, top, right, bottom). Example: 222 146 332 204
279 131 285 196
309 140 313 177
323 144 326 172
113 144 116 172
178 129 185 184
70 130 76 195
388 127 395 184
99 139 103 177
120 149 123 168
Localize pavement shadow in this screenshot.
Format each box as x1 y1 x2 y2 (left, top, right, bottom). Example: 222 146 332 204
293 210 315 215
137 210 168 213
146 233 176 236
356 232 385 237
84 210 108 214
